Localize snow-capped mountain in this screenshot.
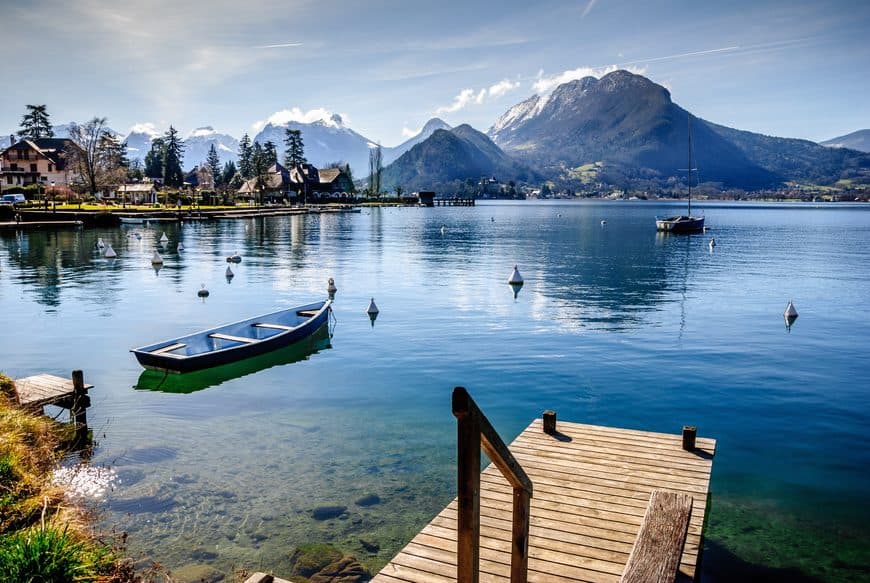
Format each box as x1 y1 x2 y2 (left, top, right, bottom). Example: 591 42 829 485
183 126 239 168
252 113 373 176
123 124 162 162
383 117 451 164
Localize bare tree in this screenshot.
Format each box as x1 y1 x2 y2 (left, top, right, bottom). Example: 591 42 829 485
368 144 383 198
66 117 127 195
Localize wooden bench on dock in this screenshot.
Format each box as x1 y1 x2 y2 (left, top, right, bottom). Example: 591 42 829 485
373 388 716 583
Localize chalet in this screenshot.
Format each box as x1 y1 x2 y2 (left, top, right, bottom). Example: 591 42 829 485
0 137 80 193
238 163 354 200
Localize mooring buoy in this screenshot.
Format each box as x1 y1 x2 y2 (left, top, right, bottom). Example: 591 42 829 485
327 277 337 294
197 284 209 298
508 265 524 285
104 244 116 259
151 251 163 265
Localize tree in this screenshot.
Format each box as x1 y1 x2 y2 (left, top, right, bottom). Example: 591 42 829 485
221 160 237 187
368 144 383 198
144 138 165 179
66 117 128 195
283 129 306 168
162 126 185 188
127 158 145 182
263 141 278 166
238 133 253 179
206 144 221 187
18 105 54 139
251 142 270 204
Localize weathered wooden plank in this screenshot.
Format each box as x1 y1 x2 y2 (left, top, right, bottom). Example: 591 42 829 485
209 333 259 343
620 491 693 583
373 419 714 583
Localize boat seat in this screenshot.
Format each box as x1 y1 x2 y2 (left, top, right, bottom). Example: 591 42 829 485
209 333 259 344
296 310 318 317
253 323 293 331
151 342 186 354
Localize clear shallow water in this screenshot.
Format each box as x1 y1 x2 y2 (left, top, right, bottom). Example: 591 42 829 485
1 201 868 581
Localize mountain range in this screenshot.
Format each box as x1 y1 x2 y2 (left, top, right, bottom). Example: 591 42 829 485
381 125 539 193
6 74 868 191
821 130 870 153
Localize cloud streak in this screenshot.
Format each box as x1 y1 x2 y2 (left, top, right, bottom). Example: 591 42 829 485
253 42 304 49
581 0 597 18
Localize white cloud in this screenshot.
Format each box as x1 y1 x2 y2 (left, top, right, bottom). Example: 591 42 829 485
253 42 303 49
475 89 486 105
436 89 476 114
581 0 597 18
488 79 521 98
251 107 342 132
128 122 162 137
401 125 420 138
532 65 647 94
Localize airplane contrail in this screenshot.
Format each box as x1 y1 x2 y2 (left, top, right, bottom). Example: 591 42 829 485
620 46 741 66
253 42 304 49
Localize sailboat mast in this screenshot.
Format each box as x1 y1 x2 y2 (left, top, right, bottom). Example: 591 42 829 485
687 114 693 217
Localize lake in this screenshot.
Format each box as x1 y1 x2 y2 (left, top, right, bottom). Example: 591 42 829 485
1 200 868 582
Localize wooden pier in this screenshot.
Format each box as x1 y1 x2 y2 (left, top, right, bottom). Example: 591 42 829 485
374 391 716 583
434 198 475 206
14 371 92 442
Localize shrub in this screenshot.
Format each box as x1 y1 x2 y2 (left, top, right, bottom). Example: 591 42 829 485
0 524 112 582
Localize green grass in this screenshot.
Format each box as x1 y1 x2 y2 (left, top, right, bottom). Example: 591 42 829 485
0 373 132 582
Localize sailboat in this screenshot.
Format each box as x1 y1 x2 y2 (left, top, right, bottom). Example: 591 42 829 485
656 113 705 233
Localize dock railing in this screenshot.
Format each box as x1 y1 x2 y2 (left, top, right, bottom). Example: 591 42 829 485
452 386 533 583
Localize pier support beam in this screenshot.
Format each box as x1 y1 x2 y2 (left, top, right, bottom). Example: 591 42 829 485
682 425 697 451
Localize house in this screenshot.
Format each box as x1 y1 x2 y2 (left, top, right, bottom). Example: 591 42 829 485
116 183 157 205
0 137 80 193
238 163 352 201
317 167 354 194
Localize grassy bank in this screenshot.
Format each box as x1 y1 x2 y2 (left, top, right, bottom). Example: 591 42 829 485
0 374 133 582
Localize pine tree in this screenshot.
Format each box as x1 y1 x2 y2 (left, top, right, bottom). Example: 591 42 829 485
251 142 269 203
162 126 185 188
283 129 306 168
221 160 237 186
263 141 278 166
18 104 55 139
238 133 253 179
207 144 222 186
144 138 165 179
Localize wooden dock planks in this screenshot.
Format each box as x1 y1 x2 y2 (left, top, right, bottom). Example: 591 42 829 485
373 418 715 583
14 373 93 411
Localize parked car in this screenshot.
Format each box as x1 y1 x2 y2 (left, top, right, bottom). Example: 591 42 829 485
2 193 26 206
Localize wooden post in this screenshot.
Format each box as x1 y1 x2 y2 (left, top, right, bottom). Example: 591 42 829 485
543 410 557 434
71 370 89 446
454 387 481 583
682 425 696 451
511 487 531 581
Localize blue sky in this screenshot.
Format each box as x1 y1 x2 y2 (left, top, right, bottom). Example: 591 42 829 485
2 0 868 145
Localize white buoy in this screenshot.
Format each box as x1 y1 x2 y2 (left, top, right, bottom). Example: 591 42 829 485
366 298 379 315
97 237 105 248
151 251 163 265
709 237 716 248
177 241 184 251
225 265 234 279
600 219 607 226
784 301 798 318
104 244 116 259
197 284 209 297
327 277 337 294
440 225 446 235
508 265 524 285
226 252 242 263
160 232 169 243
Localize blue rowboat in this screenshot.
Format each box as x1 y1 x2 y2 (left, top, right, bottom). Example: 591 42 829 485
131 299 332 373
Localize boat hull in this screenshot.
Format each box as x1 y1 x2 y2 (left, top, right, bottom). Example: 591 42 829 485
656 215 705 233
131 300 331 373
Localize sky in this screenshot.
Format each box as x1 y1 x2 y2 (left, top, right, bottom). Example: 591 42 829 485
2 0 868 146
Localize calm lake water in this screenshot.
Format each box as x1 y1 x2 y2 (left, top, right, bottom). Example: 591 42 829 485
1 201 868 582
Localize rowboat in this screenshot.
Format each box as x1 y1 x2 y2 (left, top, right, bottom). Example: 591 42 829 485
135 322 332 392
131 299 332 373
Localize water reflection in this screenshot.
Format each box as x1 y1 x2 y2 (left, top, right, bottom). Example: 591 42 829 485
134 323 332 393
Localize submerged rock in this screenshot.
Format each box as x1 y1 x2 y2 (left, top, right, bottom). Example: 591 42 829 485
312 505 347 520
309 556 371 583
359 536 380 553
354 494 381 507
172 563 224 583
289 544 343 577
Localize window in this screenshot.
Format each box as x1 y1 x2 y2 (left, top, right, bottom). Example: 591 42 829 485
30 164 37 172
6 176 11 185
48 163 53 171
